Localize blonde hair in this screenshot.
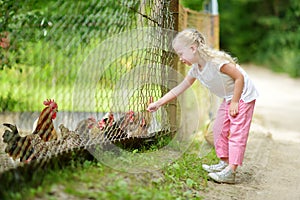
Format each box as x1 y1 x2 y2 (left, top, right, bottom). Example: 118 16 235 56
172 28 237 64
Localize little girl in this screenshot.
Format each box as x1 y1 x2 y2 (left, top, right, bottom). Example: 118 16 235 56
147 28 259 184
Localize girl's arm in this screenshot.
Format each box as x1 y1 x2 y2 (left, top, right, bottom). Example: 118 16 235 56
147 75 196 112
220 63 244 116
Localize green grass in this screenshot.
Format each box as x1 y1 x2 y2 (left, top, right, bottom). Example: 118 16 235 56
1 136 217 200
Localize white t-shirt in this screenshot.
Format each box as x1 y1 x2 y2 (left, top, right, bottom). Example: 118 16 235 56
187 59 259 103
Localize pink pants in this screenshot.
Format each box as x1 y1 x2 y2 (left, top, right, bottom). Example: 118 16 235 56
213 99 256 166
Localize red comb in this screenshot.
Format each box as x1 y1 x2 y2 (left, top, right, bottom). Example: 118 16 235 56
43 99 58 110
43 99 55 106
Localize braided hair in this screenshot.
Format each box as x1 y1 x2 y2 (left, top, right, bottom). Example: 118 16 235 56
172 28 237 64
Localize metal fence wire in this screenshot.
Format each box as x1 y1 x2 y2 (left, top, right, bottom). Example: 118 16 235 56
0 0 219 173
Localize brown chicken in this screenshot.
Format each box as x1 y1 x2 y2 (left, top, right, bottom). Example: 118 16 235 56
32 99 58 141
2 123 38 162
75 117 97 138
120 96 154 137
74 113 114 141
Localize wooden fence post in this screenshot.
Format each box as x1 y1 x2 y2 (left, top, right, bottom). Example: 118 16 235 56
167 0 179 133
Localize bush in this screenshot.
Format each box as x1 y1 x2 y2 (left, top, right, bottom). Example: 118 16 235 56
217 0 300 77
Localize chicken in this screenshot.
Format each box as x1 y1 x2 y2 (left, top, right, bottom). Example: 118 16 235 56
32 99 58 141
74 113 114 142
100 112 130 141
58 124 82 151
98 112 114 131
2 123 39 162
75 117 97 140
74 97 154 142
2 99 59 162
118 96 154 138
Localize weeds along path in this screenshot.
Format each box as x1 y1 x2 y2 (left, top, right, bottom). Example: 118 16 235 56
203 65 300 200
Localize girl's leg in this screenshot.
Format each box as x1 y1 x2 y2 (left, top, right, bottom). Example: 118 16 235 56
213 100 231 160
203 101 230 173
208 100 255 184
228 100 256 167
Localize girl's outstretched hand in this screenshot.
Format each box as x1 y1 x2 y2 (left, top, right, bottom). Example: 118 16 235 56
147 102 160 112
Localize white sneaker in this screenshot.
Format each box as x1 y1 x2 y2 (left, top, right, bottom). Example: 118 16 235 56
208 167 236 184
202 160 228 173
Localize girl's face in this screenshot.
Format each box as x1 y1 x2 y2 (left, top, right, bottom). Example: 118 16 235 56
173 42 198 66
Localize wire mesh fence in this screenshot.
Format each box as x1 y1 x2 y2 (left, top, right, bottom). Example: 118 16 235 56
0 0 219 175
0 0 180 135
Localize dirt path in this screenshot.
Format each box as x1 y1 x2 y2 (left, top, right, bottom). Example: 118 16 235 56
203 65 300 200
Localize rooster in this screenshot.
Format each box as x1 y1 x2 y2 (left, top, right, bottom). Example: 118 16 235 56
2 123 40 162
32 99 58 141
2 99 58 162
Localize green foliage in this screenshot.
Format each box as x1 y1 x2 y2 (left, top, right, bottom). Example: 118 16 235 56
0 0 143 112
180 0 205 11
255 0 300 77
218 0 265 62
0 93 21 111
1 0 138 68
218 0 300 77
